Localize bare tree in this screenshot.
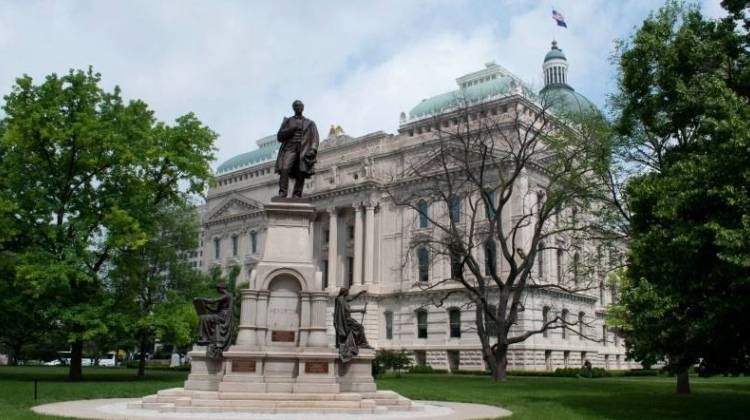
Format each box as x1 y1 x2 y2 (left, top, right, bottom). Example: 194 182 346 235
386 91 615 381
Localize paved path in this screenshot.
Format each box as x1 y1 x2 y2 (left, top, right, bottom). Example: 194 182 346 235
32 398 512 420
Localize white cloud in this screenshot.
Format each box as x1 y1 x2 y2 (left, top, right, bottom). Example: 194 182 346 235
1 0 725 168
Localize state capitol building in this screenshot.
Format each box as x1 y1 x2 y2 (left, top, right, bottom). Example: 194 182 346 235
193 41 634 372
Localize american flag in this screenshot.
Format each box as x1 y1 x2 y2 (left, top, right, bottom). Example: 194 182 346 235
552 10 567 28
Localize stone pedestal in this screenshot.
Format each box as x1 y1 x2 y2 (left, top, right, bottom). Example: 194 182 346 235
133 199 415 415
184 346 224 391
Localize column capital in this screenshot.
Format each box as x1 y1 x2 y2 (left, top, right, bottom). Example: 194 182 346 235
352 202 363 212
364 201 378 210
327 207 338 216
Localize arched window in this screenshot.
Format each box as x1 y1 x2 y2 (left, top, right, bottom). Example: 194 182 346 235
578 312 585 340
449 195 461 224
416 310 428 339
250 231 258 254
484 240 497 276
231 235 239 257
542 306 550 337
418 200 429 228
537 242 545 280
384 311 393 340
448 308 461 338
417 247 429 282
561 309 569 339
214 238 221 260
485 305 498 337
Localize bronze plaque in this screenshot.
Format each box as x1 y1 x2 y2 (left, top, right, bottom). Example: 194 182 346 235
232 360 256 373
271 330 296 342
305 361 329 374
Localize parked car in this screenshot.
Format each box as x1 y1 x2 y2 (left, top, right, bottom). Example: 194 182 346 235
44 359 64 366
98 353 117 367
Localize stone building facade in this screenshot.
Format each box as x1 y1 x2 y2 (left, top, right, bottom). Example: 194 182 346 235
198 42 634 371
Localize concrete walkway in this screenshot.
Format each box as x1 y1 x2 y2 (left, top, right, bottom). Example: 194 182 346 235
32 398 512 420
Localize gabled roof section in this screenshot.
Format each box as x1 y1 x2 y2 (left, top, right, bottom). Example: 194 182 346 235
205 192 264 222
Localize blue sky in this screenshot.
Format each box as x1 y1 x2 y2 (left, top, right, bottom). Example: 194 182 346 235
0 0 726 167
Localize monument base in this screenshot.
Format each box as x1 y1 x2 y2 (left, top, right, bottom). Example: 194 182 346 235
130 199 419 414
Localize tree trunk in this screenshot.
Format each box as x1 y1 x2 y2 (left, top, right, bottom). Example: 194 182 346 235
676 369 691 394
137 336 148 378
492 343 509 382
68 340 83 381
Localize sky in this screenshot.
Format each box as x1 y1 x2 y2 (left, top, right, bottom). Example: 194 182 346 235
0 0 727 168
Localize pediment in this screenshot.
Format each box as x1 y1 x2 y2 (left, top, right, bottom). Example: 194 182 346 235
206 193 263 222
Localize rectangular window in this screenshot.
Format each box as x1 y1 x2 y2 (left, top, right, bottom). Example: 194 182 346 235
484 240 497 276
251 231 258 254
484 190 496 219
602 325 607 347
324 230 330 243
347 256 354 287
449 309 461 338
563 351 570 368
347 225 354 240
418 200 429 228
385 311 393 340
214 238 220 260
417 311 428 339
449 195 461 224
417 247 429 282
232 236 238 256
485 306 498 337
322 259 329 289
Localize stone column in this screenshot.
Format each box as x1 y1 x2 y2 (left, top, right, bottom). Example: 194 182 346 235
307 292 329 347
235 289 258 346
327 207 338 291
255 291 269 346
352 203 363 285
363 202 376 284
299 292 311 346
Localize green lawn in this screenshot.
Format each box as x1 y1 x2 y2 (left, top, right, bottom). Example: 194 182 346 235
1 366 749 419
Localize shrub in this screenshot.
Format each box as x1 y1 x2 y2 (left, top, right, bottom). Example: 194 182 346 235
375 349 413 375
407 364 448 374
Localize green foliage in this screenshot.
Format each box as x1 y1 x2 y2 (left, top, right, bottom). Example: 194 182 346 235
374 349 414 375
407 364 447 374
609 1 750 383
0 68 216 379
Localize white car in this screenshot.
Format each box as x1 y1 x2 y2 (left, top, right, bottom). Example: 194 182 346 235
98 353 117 367
44 359 64 366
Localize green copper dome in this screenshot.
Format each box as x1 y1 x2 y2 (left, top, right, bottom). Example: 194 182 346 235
216 134 279 175
539 85 597 116
409 74 535 120
544 41 567 62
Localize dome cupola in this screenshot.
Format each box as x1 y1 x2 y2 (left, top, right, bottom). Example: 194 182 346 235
543 40 568 87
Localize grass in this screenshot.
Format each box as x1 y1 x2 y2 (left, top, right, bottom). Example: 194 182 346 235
0 366 185 419
378 373 750 419
1 366 749 419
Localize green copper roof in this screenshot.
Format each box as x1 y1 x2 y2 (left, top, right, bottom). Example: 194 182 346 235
409 75 536 120
540 85 597 116
544 41 567 62
216 134 279 175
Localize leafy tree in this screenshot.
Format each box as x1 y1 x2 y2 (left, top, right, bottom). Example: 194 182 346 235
109 204 209 377
0 68 216 380
608 1 750 394
386 95 614 381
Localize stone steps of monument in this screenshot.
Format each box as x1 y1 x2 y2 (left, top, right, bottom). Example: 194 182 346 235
172 406 377 414
130 402 174 410
218 392 362 401
190 399 369 409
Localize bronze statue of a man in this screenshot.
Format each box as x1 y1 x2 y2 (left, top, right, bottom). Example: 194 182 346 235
193 283 234 359
276 100 319 198
333 287 371 363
